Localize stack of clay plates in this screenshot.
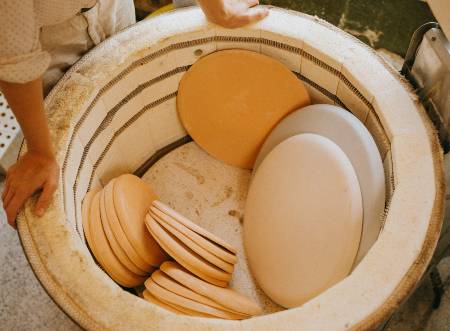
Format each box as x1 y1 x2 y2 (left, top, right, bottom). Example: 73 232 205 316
143 261 262 319
82 174 168 287
145 200 237 287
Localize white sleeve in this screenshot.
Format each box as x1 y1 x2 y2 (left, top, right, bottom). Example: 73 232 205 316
0 0 51 83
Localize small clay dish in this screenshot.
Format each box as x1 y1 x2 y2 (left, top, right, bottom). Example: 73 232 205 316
160 261 262 316
113 174 168 267
145 216 231 284
104 178 153 272
153 200 237 255
82 188 100 245
150 270 248 317
100 183 149 276
86 192 147 287
145 278 246 319
150 211 234 273
142 290 183 315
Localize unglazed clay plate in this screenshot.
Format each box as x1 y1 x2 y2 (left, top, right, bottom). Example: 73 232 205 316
145 215 231 284
145 278 245 319
87 192 147 287
244 134 363 308
160 261 262 316
100 182 149 276
113 174 168 267
177 49 310 169
150 270 247 316
104 178 153 272
254 104 385 265
150 211 235 273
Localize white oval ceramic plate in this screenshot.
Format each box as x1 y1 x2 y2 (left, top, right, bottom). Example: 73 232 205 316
245 134 363 308
254 105 385 265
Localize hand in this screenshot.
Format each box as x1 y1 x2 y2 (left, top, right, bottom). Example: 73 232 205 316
198 0 269 28
2 151 59 229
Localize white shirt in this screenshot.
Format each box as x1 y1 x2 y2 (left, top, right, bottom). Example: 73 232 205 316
0 0 135 85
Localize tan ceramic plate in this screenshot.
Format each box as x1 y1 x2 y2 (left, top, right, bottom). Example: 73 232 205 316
145 216 231 283
150 210 234 273
87 192 147 287
177 49 310 169
104 178 153 272
145 278 245 319
100 183 148 276
113 174 168 267
160 261 262 316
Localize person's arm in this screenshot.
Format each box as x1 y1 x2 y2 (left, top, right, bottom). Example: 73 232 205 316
0 78 59 228
197 0 269 28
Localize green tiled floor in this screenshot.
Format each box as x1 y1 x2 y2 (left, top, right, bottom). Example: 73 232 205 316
261 0 435 56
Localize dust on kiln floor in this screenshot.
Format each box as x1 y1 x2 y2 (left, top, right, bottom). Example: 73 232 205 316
142 141 284 315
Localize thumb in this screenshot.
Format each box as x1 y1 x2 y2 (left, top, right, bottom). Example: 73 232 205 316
35 181 57 216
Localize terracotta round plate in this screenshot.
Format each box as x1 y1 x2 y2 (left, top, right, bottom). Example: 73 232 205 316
149 206 237 265
150 270 247 316
113 174 168 267
144 289 211 317
153 201 237 256
145 216 231 283
145 278 245 319
104 179 153 272
100 183 148 276
150 211 234 273
160 261 262 316
254 104 385 265
142 290 182 315
244 134 363 308
177 49 310 169
82 188 100 245
87 192 147 287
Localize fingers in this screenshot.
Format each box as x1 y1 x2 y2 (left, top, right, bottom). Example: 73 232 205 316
2 180 10 201
5 192 27 229
245 0 259 7
35 180 57 216
3 186 15 209
233 7 269 27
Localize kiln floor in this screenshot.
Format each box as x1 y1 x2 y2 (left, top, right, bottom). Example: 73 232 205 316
142 142 284 315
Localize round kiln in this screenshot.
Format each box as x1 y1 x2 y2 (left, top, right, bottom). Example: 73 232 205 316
17 7 445 331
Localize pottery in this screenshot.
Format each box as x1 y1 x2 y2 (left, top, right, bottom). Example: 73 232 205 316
149 206 237 265
145 278 246 320
153 201 237 255
150 210 234 273
254 104 385 265
87 192 147 287
145 216 231 283
103 179 154 272
145 289 213 318
100 182 149 276
177 49 311 169
82 189 100 246
113 174 168 267
244 134 363 308
150 270 248 316
142 290 183 315
160 261 262 316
